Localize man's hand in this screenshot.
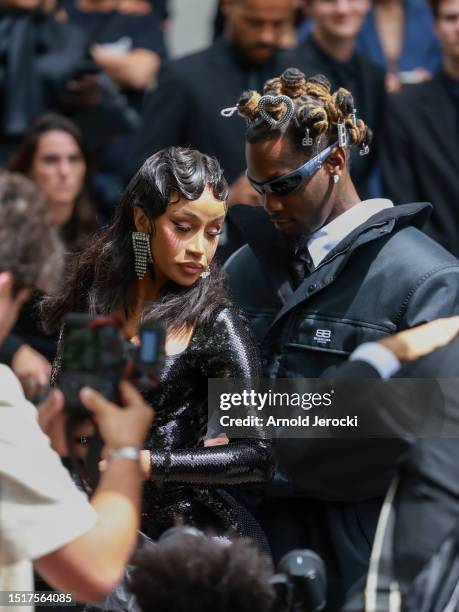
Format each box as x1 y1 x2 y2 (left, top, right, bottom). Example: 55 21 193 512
227 173 263 208
11 344 52 401
379 316 459 362
80 381 154 451
38 389 68 456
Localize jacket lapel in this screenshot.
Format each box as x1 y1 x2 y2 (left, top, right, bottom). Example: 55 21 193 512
265 203 431 333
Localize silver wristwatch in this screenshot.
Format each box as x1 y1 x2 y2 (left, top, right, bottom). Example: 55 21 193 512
108 446 141 464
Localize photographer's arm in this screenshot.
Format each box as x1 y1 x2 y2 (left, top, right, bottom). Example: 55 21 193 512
34 382 153 603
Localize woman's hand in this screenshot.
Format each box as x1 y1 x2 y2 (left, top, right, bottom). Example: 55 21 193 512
204 434 230 447
379 316 459 362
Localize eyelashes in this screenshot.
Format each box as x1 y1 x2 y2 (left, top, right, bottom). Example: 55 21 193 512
172 221 192 233
171 220 222 238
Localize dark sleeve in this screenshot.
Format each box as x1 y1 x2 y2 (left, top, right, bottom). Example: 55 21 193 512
150 307 273 486
125 61 191 178
380 93 422 204
129 13 168 58
401 264 459 325
0 333 24 365
273 359 419 501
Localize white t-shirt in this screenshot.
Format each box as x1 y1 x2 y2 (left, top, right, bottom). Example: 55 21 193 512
0 365 97 611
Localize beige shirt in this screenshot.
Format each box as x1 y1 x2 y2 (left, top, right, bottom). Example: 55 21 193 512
0 366 96 612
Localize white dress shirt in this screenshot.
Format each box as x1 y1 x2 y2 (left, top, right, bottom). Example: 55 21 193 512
307 198 394 268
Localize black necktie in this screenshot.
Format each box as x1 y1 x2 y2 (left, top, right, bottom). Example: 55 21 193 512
289 237 314 288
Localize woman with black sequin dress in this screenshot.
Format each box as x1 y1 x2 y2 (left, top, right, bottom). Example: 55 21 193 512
43 146 273 543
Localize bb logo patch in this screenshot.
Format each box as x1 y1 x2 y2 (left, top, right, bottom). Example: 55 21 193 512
313 329 332 344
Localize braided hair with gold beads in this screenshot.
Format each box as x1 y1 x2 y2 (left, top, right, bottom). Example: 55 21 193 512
235 67 372 157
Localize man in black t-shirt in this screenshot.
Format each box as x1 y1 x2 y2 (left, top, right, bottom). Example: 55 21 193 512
297 0 386 200
64 0 167 110
63 0 168 209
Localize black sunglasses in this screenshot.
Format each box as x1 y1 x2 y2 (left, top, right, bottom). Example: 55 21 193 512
247 142 338 197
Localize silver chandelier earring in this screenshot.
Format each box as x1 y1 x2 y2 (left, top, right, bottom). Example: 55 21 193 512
132 231 153 279
200 268 210 279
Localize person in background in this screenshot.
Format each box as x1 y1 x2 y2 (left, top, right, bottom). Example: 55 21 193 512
60 0 167 211
127 0 299 262
0 0 88 164
0 113 98 400
62 0 166 98
0 170 154 608
381 0 459 258
296 0 385 199
356 0 442 93
130 532 276 612
213 0 304 48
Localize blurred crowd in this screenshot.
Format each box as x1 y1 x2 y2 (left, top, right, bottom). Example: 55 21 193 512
1 2 459 610
1 0 458 402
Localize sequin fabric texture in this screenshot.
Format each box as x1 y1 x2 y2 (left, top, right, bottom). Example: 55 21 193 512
140 306 273 541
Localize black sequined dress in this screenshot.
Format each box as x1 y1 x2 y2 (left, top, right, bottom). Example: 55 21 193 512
139 306 273 541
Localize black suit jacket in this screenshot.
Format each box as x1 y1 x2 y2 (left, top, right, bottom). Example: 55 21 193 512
296 36 387 200
381 72 459 258
392 338 459 591
127 38 297 182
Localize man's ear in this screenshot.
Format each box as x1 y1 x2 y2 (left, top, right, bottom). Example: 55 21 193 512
133 207 150 233
325 147 347 176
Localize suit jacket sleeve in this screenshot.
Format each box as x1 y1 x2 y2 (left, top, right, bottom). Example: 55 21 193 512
272 358 418 501
380 93 421 204
401 264 459 326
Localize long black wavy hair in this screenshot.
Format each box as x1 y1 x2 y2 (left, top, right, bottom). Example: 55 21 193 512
42 147 230 333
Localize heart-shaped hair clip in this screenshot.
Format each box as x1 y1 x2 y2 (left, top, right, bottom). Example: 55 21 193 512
258 94 294 129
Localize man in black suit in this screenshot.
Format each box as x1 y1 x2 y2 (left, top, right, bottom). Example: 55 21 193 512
297 0 386 199
127 0 299 261
223 67 459 607
342 334 459 609
381 0 459 258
